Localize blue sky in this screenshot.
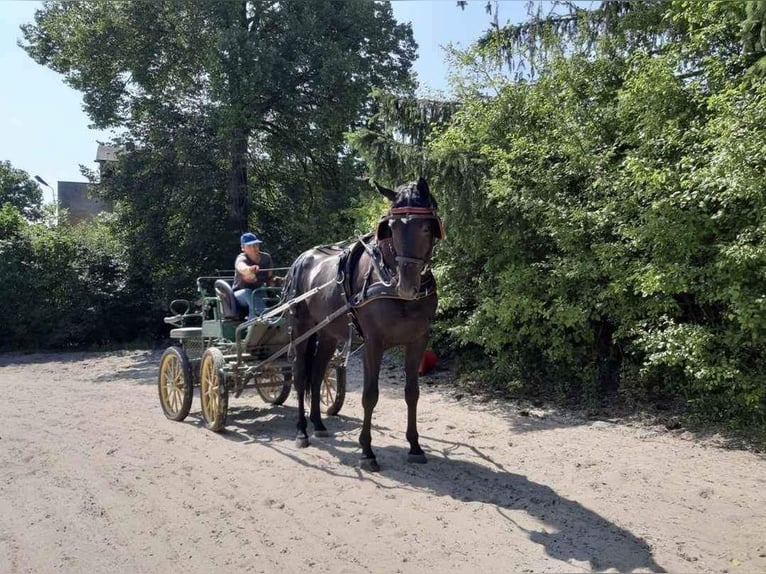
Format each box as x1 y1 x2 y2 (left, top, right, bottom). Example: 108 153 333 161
0 0 528 204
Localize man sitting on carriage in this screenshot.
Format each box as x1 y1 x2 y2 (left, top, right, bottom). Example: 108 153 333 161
233 232 283 319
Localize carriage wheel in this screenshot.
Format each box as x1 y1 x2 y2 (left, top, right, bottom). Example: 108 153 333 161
255 363 292 405
199 347 229 432
158 346 194 421
307 364 346 416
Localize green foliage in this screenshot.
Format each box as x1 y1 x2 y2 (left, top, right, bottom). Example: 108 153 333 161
0 206 139 350
21 0 416 233
352 1 766 430
742 0 766 74
0 161 43 221
20 0 417 325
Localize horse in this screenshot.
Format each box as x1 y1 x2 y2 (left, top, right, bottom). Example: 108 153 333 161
284 177 444 471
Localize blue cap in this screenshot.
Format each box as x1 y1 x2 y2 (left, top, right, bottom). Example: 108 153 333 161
240 232 262 246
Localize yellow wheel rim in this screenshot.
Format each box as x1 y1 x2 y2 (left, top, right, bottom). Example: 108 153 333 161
201 354 221 423
320 368 337 407
160 354 185 415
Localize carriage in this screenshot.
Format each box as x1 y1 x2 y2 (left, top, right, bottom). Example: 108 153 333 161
157 270 349 432
159 178 443 471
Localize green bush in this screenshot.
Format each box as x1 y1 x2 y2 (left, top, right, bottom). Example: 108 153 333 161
418 3 766 429
0 209 145 351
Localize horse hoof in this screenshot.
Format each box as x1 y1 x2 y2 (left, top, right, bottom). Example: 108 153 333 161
407 453 428 464
360 457 380 472
314 429 331 438
295 436 310 448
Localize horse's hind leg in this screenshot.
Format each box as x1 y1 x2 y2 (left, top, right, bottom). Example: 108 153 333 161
308 335 336 438
404 338 428 463
293 332 316 448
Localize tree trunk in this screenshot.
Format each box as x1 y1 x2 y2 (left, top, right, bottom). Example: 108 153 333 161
225 0 250 234
227 125 249 233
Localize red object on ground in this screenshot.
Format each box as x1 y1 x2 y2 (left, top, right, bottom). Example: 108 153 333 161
418 349 438 375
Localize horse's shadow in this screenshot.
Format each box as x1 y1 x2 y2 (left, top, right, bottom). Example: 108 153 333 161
220 405 666 573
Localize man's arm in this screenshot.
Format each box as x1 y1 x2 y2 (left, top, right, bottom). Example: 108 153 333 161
235 256 258 281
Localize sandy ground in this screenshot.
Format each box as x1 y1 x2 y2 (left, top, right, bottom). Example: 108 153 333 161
0 349 765 573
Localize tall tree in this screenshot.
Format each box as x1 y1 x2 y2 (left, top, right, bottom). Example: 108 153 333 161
21 0 416 234
19 0 417 317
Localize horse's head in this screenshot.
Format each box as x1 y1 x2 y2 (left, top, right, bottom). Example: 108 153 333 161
374 177 444 300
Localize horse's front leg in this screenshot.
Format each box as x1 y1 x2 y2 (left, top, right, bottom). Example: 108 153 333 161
359 342 383 472
404 338 428 463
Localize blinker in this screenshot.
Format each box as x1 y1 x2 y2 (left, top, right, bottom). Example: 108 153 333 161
376 209 445 241
376 218 392 241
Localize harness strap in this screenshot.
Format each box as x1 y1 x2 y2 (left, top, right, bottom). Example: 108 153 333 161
357 234 394 286
349 268 437 307
248 300 354 375
234 276 338 367
395 255 424 265
380 205 445 240
389 207 437 216
259 278 336 319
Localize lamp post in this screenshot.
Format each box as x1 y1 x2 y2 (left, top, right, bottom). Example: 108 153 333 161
34 175 57 224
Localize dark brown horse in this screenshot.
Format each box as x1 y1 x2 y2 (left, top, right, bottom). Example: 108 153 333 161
284 177 443 471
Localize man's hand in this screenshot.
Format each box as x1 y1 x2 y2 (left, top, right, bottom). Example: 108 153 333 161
271 275 285 285
250 264 259 274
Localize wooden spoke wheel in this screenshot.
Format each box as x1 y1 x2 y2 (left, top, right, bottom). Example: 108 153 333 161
255 363 292 405
199 347 229 432
307 363 346 416
158 346 193 421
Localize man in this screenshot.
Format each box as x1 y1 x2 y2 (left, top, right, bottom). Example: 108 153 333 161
233 232 283 319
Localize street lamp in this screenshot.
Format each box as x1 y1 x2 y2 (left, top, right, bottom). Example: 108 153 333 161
34 175 57 223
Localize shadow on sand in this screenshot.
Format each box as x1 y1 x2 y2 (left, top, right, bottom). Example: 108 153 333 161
208 404 666 573
91 350 161 384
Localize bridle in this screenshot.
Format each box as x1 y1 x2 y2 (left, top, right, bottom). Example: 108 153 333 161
376 205 445 273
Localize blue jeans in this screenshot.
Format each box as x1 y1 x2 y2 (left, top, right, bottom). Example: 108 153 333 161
234 288 265 320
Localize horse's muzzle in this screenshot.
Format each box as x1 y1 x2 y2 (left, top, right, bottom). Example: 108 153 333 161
395 256 426 300
396 284 420 300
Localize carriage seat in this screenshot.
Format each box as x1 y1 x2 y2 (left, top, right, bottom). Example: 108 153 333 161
214 279 246 320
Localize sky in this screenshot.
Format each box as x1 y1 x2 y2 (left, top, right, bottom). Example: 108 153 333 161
0 0 529 205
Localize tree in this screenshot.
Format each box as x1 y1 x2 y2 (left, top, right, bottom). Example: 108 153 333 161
20 0 416 235
742 0 766 74
20 0 417 322
0 161 43 221
354 1 766 429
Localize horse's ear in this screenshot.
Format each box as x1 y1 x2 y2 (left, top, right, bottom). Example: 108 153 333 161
373 181 397 202
416 176 438 210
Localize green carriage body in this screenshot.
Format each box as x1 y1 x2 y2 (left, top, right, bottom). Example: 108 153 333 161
157 271 347 431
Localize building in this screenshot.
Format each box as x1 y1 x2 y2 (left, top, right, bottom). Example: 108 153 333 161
95 143 123 179
49 144 122 224
57 181 113 225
